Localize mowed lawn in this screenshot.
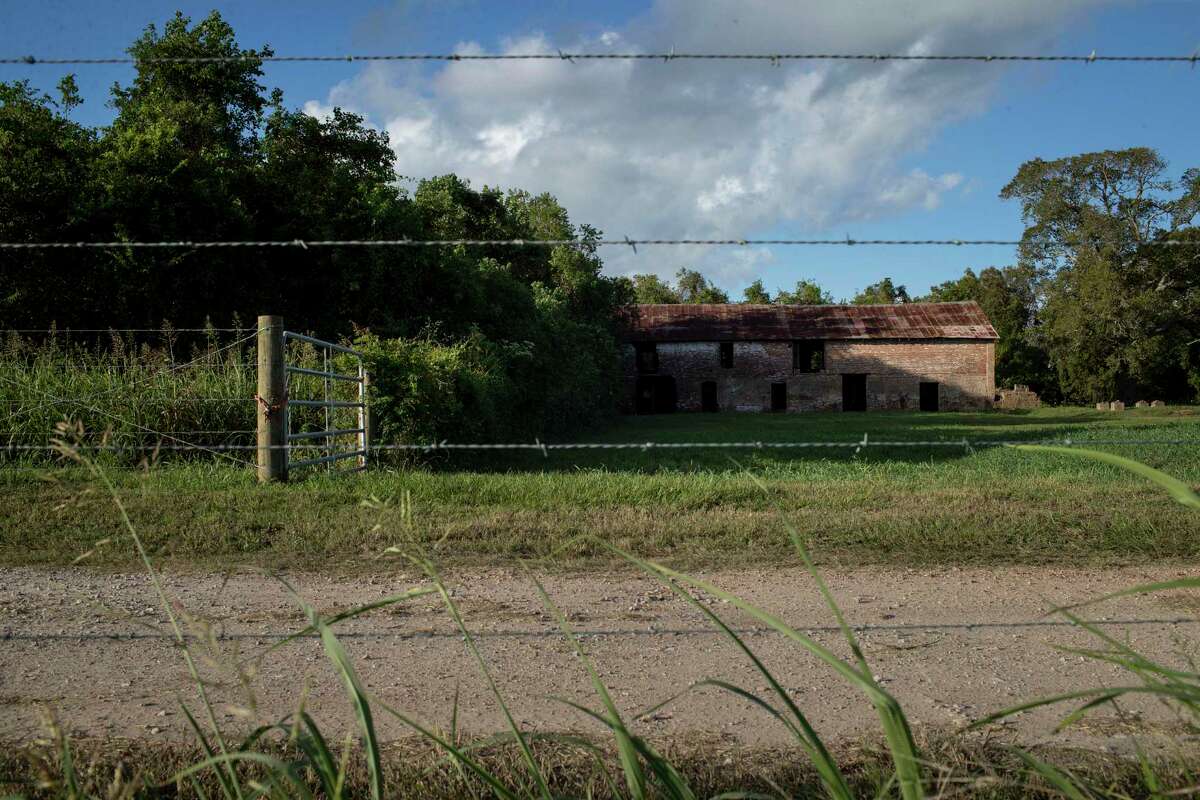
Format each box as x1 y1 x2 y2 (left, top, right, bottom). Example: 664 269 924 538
2 407 1199 570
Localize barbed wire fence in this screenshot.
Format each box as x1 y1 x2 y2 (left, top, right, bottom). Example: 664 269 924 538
1 37 1198 468
4 50 1199 65
1 236 1198 250
0 36 1195 672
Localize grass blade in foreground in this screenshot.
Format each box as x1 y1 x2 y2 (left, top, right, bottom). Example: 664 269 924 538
425 557 551 799
615 548 854 800
532 568 705 800
1012 444 1200 509
606 545 923 800
745 468 923 800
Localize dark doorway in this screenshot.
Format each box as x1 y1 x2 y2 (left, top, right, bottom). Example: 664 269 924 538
842 374 867 412
770 382 787 412
701 381 718 412
919 381 940 412
635 375 677 414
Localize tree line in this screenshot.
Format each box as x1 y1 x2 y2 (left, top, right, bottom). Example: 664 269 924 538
630 150 1200 404
1 12 1196 422
0 12 630 439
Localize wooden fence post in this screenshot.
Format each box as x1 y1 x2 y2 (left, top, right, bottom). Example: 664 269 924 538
257 315 287 483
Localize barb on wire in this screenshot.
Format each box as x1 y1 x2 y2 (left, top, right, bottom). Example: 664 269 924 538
1 237 1198 250
4 51 1199 66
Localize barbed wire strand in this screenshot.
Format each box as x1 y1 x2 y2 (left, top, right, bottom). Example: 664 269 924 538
2 438 1197 453
4 52 1199 66
1 617 1195 646
2 327 254 333
1 430 257 437
1 237 1198 250
6 363 258 370
0 397 255 404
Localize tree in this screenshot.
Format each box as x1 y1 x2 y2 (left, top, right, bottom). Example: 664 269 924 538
674 268 729 303
0 80 100 325
741 279 772 304
1001 148 1199 275
852 277 909 305
0 10 634 437
776 279 832 305
923 266 1054 395
629 274 681 304
1000 148 1200 402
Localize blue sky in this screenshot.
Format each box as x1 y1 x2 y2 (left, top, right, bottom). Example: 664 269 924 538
2 0 1198 300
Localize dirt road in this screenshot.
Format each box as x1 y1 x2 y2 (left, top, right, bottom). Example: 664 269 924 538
2 565 1197 751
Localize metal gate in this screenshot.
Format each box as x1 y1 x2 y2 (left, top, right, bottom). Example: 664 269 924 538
283 331 367 473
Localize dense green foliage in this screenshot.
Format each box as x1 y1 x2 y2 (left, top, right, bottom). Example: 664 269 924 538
629 268 729 303
740 278 832 304
0 12 629 439
852 276 911 305
1000 149 1200 403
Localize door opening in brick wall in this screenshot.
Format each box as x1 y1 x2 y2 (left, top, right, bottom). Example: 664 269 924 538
842 374 867 412
770 382 787 412
701 381 718 412
635 375 677 414
920 381 940 412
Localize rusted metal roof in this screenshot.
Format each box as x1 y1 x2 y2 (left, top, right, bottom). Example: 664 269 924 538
623 301 998 341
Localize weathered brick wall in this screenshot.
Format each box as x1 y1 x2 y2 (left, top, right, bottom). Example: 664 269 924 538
621 339 994 412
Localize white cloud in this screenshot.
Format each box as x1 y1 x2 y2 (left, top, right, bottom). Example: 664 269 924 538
306 0 1113 285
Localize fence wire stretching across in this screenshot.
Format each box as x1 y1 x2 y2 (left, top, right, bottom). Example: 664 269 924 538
2 616 1197 647
4 51 1199 65
4 438 1199 455
3 236 1200 250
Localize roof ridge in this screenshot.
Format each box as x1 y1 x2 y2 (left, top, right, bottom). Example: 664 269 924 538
625 300 998 341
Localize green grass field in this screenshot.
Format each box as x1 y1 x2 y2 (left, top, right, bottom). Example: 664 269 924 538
2 407 1198 570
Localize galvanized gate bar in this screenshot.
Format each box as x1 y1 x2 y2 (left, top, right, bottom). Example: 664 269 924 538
280 331 364 356
289 399 366 409
285 365 361 382
282 331 368 475
288 428 365 440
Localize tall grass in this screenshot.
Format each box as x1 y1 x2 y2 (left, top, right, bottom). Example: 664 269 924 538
9 440 1200 798
0 326 257 460
0 328 369 466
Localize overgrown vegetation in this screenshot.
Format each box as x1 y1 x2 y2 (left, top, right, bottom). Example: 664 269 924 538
0 326 256 453
0 11 629 439
1 440 1197 798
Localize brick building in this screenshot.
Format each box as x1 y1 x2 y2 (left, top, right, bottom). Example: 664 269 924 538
622 302 997 413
